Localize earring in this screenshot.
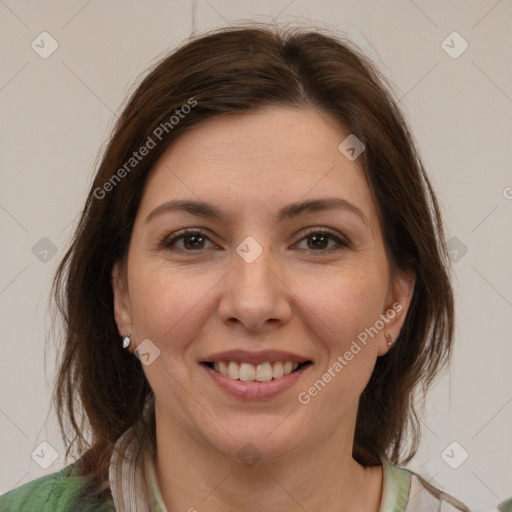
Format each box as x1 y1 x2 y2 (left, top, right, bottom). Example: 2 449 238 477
122 333 131 349
385 332 393 347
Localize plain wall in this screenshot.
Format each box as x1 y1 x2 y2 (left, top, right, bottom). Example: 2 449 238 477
0 1 511 511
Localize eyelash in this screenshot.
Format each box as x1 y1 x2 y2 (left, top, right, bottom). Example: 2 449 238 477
160 227 350 254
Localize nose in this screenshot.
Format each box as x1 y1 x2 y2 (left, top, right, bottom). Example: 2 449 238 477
217 243 292 333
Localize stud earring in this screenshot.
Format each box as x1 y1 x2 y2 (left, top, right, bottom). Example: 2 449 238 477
385 332 393 347
122 333 131 349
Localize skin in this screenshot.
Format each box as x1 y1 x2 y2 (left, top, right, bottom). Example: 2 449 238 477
112 106 415 511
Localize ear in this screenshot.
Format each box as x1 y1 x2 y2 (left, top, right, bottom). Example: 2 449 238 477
377 269 415 356
112 260 133 340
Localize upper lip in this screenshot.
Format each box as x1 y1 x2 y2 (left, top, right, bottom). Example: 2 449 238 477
201 350 311 365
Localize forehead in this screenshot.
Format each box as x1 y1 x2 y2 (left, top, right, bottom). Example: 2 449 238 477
138 106 379 227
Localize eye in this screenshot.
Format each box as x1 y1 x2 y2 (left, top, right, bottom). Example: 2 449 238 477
160 227 350 254
294 227 349 253
161 229 215 251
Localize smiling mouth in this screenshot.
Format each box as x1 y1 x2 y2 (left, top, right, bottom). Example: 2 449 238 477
202 360 312 382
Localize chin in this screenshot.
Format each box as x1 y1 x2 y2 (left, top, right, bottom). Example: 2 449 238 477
194 413 309 465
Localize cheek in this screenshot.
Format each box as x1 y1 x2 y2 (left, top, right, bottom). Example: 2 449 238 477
128 263 220 352
295 265 387 348
294 275 384 412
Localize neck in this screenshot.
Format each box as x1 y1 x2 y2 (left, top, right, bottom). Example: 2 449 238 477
153 413 383 512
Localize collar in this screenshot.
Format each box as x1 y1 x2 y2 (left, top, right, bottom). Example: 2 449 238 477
378 459 412 511
109 427 412 512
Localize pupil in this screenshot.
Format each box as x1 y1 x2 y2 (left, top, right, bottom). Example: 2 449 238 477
185 235 204 249
309 234 327 249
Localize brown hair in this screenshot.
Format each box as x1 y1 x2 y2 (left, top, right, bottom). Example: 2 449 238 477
52 23 454 486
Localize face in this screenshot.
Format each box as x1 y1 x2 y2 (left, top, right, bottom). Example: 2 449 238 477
113 106 414 462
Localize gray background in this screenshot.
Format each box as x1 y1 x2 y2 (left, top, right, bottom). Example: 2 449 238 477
0 1 511 511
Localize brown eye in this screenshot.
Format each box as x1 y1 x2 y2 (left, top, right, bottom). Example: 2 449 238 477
162 230 214 251
307 233 331 250
295 228 349 253
181 233 207 250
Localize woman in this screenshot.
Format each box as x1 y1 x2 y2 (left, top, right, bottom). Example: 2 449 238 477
0 24 470 511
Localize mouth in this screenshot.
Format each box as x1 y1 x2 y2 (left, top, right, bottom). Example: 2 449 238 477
199 349 313 399
201 360 313 382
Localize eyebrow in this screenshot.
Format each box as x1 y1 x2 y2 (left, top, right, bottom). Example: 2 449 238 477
145 197 369 226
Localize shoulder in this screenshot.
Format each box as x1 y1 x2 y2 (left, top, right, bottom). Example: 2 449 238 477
409 473 470 511
499 497 512 512
0 462 115 512
381 461 470 512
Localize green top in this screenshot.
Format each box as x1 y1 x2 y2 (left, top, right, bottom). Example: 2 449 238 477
499 497 512 512
0 458 471 512
0 462 114 512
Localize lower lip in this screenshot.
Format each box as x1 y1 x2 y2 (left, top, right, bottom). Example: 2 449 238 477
201 363 311 400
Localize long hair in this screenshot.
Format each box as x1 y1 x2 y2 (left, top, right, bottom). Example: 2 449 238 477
52 23 454 485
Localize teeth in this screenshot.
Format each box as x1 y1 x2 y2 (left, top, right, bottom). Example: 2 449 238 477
255 362 272 382
273 361 284 378
219 361 228 375
212 360 305 381
239 363 256 381
227 361 240 379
